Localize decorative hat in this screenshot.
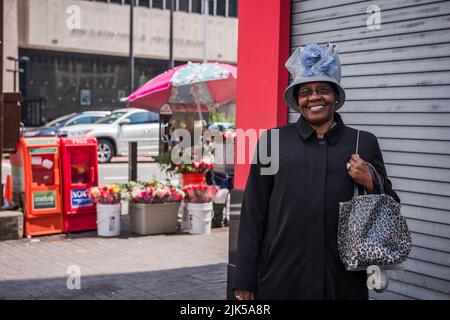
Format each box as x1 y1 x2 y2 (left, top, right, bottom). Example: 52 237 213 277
284 43 346 111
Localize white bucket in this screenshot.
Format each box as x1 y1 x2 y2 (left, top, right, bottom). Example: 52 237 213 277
96 203 121 237
187 202 214 235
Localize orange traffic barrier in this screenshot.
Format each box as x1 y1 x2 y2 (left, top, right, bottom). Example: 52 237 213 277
4 174 12 202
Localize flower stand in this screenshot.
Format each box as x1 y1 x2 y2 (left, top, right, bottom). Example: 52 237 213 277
96 203 121 237
129 202 180 235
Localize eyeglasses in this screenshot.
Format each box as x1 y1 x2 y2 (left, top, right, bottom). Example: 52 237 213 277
298 86 334 98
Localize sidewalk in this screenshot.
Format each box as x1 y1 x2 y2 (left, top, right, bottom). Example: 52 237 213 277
110 156 154 163
0 214 228 300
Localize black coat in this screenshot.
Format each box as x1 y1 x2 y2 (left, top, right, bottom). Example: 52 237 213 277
233 112 400 300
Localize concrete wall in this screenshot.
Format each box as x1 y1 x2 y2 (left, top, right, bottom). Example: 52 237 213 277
17 0 237 63
3 0 19 92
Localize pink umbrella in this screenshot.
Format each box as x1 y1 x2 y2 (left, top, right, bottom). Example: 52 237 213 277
127 62 237 115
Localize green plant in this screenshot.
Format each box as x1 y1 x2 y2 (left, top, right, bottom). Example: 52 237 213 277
153 152 174 175
154 146 214 175
209 111 235 124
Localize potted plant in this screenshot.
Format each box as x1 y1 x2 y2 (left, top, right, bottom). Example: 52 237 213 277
154 145 213 186
182 184 218 235
87 184 122 237
121 179 184 236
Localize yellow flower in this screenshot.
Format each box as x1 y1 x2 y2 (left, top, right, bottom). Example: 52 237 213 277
112 185 121 194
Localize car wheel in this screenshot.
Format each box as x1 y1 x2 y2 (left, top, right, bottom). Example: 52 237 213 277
98 139 114 163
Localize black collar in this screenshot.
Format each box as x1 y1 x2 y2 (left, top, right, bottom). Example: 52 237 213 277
295 112 346 145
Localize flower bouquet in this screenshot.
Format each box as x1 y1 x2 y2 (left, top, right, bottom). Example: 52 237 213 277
182 184 218 203
121 180 184 204
86 184 122 237
174 158 213 174
182 184 218 235
87 184 122 204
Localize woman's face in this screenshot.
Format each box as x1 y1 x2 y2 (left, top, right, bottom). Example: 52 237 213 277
297 82 337 126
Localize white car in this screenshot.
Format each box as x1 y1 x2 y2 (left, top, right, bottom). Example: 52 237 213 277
61 108 160 163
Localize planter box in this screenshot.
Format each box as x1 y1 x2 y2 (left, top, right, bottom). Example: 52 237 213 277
129 202 180 235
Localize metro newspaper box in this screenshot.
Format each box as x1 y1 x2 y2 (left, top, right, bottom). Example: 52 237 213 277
10 137 64 237
60 137 99 232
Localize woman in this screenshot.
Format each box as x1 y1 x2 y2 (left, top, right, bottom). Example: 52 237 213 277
233 43 400 300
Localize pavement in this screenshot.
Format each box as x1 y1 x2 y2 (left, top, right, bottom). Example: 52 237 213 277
0 213 229 300
110 156 154 163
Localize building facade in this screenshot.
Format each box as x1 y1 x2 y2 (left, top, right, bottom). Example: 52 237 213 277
5 0 238 124
230 0 450 300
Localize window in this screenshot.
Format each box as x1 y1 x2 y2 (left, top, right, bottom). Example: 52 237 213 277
166 0 173 10
228 0 237 17
216 0 225 16
138 0 150 7
191 0 201 13
31 154 56 186
209 0 214 15
45 113 77 128
152 0 163 9
179 0 189 12
67 116 93 126
80 89 91 106
96 112 127 124
90 116 105 123
127 112 157 124
149 112 160 123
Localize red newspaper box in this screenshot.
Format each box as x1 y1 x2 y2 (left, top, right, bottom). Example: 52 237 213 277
60 137 99 232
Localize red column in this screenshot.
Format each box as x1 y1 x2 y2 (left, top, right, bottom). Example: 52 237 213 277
234 0 291 190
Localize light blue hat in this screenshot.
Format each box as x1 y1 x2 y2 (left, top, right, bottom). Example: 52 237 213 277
284 43 346 111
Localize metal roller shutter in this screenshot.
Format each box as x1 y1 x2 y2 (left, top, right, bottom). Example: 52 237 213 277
290 0 450 300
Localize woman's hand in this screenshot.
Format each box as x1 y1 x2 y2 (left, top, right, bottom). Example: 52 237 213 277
347 154 374 193
234 289 255 300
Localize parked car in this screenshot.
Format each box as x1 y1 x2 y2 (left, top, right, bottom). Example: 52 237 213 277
61 108 160 163
22 111 111 137
208 122 235 131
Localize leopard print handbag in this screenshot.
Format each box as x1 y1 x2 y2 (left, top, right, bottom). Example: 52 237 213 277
337 131 412 271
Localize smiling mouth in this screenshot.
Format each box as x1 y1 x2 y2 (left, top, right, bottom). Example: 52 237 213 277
307 105 326 111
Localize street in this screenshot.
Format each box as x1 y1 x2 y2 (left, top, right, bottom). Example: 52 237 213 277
2 157 174 187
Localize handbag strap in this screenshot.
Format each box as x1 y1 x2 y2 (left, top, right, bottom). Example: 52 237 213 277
353 131 362 197
367 162 385 194
352 130 385 196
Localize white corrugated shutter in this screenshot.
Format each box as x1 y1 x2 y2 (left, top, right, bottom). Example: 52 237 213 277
290 0 450 300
